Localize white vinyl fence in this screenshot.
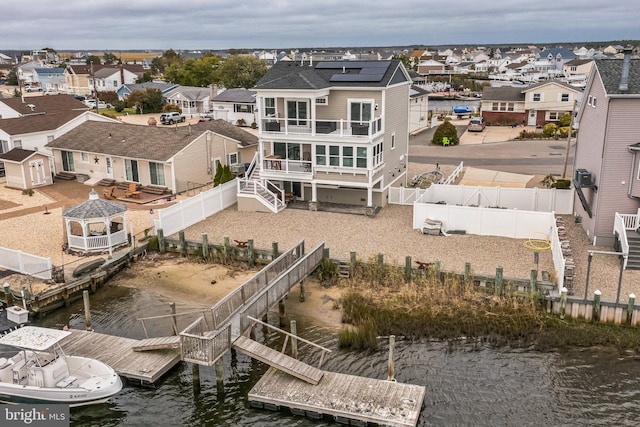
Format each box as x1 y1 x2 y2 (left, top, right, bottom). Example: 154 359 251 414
154 180 238 237
0 247 52 280
390 184 574 214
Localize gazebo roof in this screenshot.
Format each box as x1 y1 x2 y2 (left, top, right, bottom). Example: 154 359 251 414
63 189 127 219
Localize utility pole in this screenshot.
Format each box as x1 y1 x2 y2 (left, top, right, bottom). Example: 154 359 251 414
562 99 578 179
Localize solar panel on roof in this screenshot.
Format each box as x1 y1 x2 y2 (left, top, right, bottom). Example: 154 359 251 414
329 74 384 82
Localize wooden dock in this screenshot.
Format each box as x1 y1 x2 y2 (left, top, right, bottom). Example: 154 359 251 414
58 329 181 384
233 335 324 385
249 368 425 427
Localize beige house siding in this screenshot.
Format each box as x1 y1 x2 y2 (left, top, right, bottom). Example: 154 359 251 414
380 83 410 195
171 134 210 192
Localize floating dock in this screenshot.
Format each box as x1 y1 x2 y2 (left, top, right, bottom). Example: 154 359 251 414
249 368 425 427
58 329 181 384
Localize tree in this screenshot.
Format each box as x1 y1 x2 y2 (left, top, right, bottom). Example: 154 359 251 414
125 88 164 114
86 55 101 65
217 55 268 89
6 68 18 85
431 120 459 146
163 55 222 86
103 52 119 65
213 161 223 186
151 49 183 75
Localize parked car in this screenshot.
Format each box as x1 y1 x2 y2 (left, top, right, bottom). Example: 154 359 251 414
468 118 485 132
160 112 186 125
199 114 213 122
24 84 42 92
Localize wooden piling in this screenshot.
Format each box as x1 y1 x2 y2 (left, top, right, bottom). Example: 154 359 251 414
192 363 201 396
272 242 279 260
628 293 636 325
299 280 305 302
593 290 601 322
278 299 286 327
248 239 255 267
560 287 568 320
323 247 330 259
350 251 357 275
377 253 384 265
158 228 165 254
290 320 298 360
83 290 92 331
464 262 471 282
387 335 395 382
179 231 187 256
216 360 224 391
170 302 178 336
3 282 13 307
530 270 537 294
405 256 412 282
223 236 230 262
201 233 209 260
495 266 503 295
435 260 441 282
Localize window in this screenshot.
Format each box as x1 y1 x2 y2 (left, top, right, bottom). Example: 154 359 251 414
492 102 499 111
532 93 541 102
13 140 22 148
391 133 396 150
561 93 570 102
356 147 367 168
287 100 308 126
125 159 139 182
350 101 373 123
227 152 239 165
592 97 597 107
373 142 384 166
548 112 560 121
149 162 165 186
234 104 254 113
264 98 276 117
316 145 326 165
113 80 118 87
61 151 75 172
343 146 353 167
587 95 592 106
81 152 89 163
0 140 8 154
329 145 340 166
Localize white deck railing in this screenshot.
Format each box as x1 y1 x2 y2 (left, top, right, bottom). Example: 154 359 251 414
614 212 638 270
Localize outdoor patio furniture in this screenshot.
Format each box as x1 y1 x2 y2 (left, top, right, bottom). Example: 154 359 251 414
102 187 115 199
124 183 141 198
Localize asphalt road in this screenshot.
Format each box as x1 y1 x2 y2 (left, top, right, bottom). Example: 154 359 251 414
409 126 575 177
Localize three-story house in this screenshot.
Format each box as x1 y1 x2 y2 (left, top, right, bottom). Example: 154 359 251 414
237 59 411 214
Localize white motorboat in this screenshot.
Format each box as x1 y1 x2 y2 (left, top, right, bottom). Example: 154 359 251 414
0 326 122 407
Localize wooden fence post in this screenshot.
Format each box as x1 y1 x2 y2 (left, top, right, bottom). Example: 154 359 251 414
560 287 568 320
323 247 330 259
272 242 279 260
350 251 357 276
83 290 92 331
464 262 471 282
387 335 395 382
530 270 537 294
158 228 165 254
627 293 636 325
495 266 503 296
201 233 209 260
170 302 178 335
377 253 384 265
248 239 255 267
223 236 230 262
3 282 13 307
593 290 601 322
405 256 412 283
435 260 441 283
179 231 186 256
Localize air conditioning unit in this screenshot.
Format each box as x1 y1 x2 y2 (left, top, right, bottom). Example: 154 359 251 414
575 169 592 187
230 164 245 175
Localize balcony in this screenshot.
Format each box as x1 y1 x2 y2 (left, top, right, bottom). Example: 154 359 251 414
261 116 383 138
262 156 313 176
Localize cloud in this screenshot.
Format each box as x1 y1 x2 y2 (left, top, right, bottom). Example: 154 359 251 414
0 0 636 51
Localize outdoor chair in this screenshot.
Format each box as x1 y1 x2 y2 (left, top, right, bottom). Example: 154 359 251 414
102 186 116 199
124 183 141 198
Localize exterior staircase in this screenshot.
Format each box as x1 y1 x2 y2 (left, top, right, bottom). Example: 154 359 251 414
236 153 286 213
626 232 640 269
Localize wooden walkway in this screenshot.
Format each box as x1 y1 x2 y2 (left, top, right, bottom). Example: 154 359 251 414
133 336 181 351
249 368 425 427
58 330 181 384
233 335 324 385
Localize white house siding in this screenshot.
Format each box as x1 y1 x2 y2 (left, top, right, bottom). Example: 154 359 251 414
595 100 640 244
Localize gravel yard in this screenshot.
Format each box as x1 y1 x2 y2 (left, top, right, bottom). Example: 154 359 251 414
1 163 639 304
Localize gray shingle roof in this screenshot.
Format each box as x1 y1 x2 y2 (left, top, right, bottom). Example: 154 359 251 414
212 88 256 103
0 148 37 163
46 119 258 161
0 110 86 135
254 60 404 90
481 86 525 102
63 193 127 219
0 94 88 116
596 58 640 95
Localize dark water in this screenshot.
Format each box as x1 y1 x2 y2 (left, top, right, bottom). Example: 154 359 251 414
17 285 640 427
429 99 481 114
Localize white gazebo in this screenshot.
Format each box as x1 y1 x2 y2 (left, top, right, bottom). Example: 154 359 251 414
63 189 129 255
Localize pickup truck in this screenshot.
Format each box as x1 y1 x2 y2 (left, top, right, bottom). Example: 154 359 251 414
24 84 42 92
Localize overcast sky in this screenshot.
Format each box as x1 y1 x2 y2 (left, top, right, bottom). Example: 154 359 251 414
1 0 635 51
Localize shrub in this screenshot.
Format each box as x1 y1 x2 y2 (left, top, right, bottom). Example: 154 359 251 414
542 123 557 137
113 100 126 113
551 179 571 189
431 120 459 146
162 104 182 113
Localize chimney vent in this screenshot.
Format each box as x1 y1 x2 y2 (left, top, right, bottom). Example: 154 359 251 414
619 47 633 91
